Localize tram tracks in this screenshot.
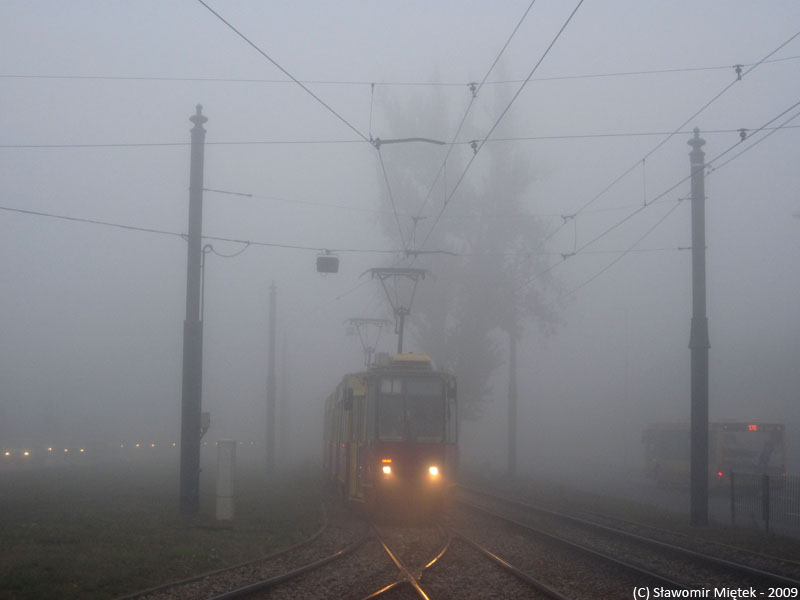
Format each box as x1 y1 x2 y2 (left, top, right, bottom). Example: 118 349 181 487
134 513 568 599
456 485 800 595
121 487 800 598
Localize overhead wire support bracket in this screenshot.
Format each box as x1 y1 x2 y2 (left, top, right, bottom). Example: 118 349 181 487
365 267 428 354
372 137 446 149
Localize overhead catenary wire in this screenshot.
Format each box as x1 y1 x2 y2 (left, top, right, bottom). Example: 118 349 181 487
195 0 370 144
412 0 539 225
0 202 677 261
566 200 685 297
537 29 800 250
6 126 800 150
0 204 401 255
195 0 415 250
417 0 586 252
4 54 798 86
517 97 800 296
204 184 666 221
572 97 800 257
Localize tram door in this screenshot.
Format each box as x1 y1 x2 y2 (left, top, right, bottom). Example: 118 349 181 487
347 384 367 501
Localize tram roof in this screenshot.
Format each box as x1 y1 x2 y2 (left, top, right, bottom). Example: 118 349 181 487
372 352 433 370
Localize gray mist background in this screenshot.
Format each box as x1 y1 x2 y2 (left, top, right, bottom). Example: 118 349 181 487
1 2 798 482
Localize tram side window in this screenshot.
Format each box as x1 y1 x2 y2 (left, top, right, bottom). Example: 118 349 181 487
367 380 377 440
354 395 365 442
378 377 404 441
339 389 351 443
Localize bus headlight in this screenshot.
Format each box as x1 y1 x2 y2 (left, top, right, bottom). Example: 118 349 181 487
428 466 439 477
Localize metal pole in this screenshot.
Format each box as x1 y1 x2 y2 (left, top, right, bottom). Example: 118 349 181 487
180 105 207 517
508 325 518 478
396 309 406 354
762 474 770 535
688 128 710 526
266 281 277 474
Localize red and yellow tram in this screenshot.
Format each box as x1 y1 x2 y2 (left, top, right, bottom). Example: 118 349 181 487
323 353 457 515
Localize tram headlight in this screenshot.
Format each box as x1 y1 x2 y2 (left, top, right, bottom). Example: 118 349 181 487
428 466 439 477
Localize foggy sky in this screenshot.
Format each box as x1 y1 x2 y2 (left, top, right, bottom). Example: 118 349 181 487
1 2 798 473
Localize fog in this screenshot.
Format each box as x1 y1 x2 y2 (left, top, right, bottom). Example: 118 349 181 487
1 2 798 488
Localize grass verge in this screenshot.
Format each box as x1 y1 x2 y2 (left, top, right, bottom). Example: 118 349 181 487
0 460 323 600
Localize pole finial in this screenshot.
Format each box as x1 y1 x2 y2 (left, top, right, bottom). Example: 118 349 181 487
190 104 208 128
688 127 705 151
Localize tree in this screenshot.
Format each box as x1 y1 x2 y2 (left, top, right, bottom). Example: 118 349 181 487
374 83 559 418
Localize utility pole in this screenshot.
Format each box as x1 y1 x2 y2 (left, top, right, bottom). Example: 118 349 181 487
688 127 710 527
266 281 277 474
279 334 290 467
507 320 518 478
180 105 207 517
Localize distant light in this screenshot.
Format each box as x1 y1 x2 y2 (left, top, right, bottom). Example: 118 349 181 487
79 448 85 453
64 448 69 453
151 443 156 448
120 444 125 448
135 443 141 448
428 466 439 477
748 424 758 432
717 471 724 477
47 447 53 452
3 451 10 457
382 465 392 475
381 458 392 463
23 451 30 457
172 442 177 447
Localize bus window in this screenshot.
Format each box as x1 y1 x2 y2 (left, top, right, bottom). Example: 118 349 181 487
721 428 785 473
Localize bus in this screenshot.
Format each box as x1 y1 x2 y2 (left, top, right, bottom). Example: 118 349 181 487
642 421 786 486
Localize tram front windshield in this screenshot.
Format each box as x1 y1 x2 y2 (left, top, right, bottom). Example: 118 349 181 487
378 377 444 442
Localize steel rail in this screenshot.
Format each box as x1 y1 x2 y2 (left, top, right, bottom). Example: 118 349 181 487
113 503 330 600
449 527 574 600
459 498 689 592
206 528 371 600
459 486 800 588
369 524 432 600
361 524 451 600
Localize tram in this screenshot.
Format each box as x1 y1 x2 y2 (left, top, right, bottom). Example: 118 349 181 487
323 353 457 515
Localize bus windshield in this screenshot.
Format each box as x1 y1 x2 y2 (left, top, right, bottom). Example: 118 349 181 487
377 377 444 442
721 429 785 473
